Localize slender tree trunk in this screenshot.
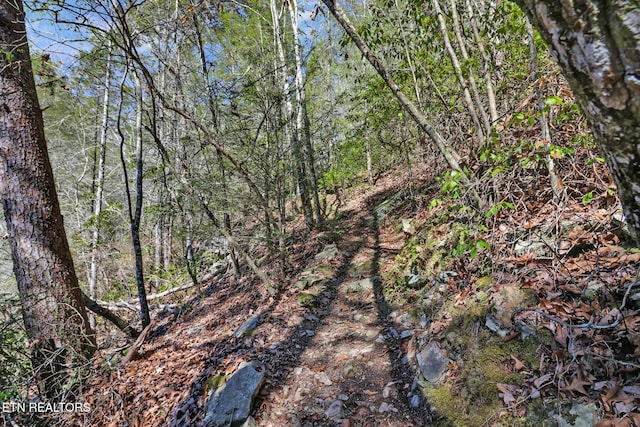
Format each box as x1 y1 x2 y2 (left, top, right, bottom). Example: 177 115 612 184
131 70 150 327
0 0 95 398
193 15 240 274
432 0 484 144
525 18 563 199
465 0 498 124
515 0 640 242
118 65 151 328
449 0 491 136
270 0 313 228
289 0 322 226
88 40 112 329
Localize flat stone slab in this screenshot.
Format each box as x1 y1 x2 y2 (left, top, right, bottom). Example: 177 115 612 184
233 314 261 338
345 278 375 293
203 361 265 427
417 341 449 384
315 244 339 260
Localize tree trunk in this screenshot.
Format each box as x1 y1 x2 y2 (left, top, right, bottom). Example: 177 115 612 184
88 40 112 329
525 18 563 199
465 0 498 124
0 0 95 398
289 0 322 226
117 64 150 328
432 0 485 144
270 0 313 229
515 1 640 242
131 69 151 327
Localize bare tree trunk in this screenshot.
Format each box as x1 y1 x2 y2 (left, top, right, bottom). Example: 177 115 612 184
515 0 640 242
132 70 150 327
88 40 112 329
117 65 151 328
525 18 563 199
465 0 498 124
432 0 484 144
0 0 95 398
289 0 322 226
271 0 313 228
449 0 491 135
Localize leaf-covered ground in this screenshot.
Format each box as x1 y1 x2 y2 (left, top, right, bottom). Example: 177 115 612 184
46 150 640 426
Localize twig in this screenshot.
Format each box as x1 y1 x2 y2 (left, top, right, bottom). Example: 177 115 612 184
515 307 622 330
621 277 640 310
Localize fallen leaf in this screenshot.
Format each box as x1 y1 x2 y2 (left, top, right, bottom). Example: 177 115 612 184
510 355 526 371
564 374 591 397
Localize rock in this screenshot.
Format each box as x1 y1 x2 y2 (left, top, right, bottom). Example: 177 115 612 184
294 273 326 290
343 361 356 377
410 394 420 408
416 341 449 384
345 278 375 293
525 399 601 427
514 238 554 258
203 361 265 427
402 218 415 235
325 400 344 421
400 329 415 339
403 266 423 289
315 244 339 260
242 416 258 427
316 371 333 386
382 382 394 398
187 326 205 335
378 402 398 413
348 261 372 278
554 402 600 427
492 285 528 328
485 314 510 339
233 314 261 338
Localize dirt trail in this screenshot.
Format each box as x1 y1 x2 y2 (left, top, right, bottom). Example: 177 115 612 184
256 188 432 426
58 172 434 427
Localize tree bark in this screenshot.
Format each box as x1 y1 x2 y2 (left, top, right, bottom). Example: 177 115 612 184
515 1 640 242
0 0 95 398
289 0 322 226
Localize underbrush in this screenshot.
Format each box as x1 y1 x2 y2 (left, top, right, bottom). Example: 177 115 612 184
380 87 640 425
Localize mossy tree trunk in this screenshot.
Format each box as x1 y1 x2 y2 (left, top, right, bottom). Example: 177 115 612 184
515 1 640 243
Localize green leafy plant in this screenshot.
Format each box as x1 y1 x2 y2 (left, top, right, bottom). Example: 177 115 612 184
485 201 515 218
582 191 594 204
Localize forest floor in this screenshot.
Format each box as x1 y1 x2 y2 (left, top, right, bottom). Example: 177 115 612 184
54 160 640 427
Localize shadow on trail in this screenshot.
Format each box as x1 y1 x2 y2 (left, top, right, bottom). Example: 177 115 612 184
256 207 369 395
168 207 368 427
364 189 435 425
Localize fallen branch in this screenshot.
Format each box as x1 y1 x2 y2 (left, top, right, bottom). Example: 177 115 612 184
121 320 155 366
82 291 139 338
96 268 223 310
